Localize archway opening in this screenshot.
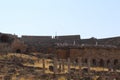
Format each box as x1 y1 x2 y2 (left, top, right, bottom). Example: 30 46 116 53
99 59 104 67
84 58 88 64
114 59 118 65
16 49 21 53
107 60 110 65
75 58 78 63
92 59 96 66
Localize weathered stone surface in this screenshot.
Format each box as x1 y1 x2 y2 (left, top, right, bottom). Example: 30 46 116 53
56 46 120 68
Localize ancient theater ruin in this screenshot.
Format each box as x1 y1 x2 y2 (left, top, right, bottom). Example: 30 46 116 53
0 32 120 69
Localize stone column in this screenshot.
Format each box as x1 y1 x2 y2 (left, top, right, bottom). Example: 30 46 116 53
109 60 113 72
88 58 91 76
104 59 107 71
58 59 62 73
78 57 82 76
42 58 45 74
53 58 58 80
67 58 71 80
53 58 58 74
62 59 65 72
67 58 71 73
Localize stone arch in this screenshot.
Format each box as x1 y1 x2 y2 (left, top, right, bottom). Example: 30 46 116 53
107 60 110 65
99 59 105 67
114 59 118 65
75 58 78 63
106 59 112 68
16 49 21 53
84 58 88 64
92 59 97 66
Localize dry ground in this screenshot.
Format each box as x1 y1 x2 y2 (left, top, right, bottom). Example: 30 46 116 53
0 53 119 80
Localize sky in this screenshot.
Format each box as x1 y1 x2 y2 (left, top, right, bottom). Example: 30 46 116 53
0 0 120 39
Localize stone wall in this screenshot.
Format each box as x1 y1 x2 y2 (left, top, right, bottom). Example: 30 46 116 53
11 39 27 53
55 35 80 40
21 35 81 52
21 36 53 52
55 35 81 46
81 36 120 47
0 33 24 53
56 46 120 68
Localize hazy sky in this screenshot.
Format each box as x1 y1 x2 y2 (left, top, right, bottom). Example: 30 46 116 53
0 0 120 38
